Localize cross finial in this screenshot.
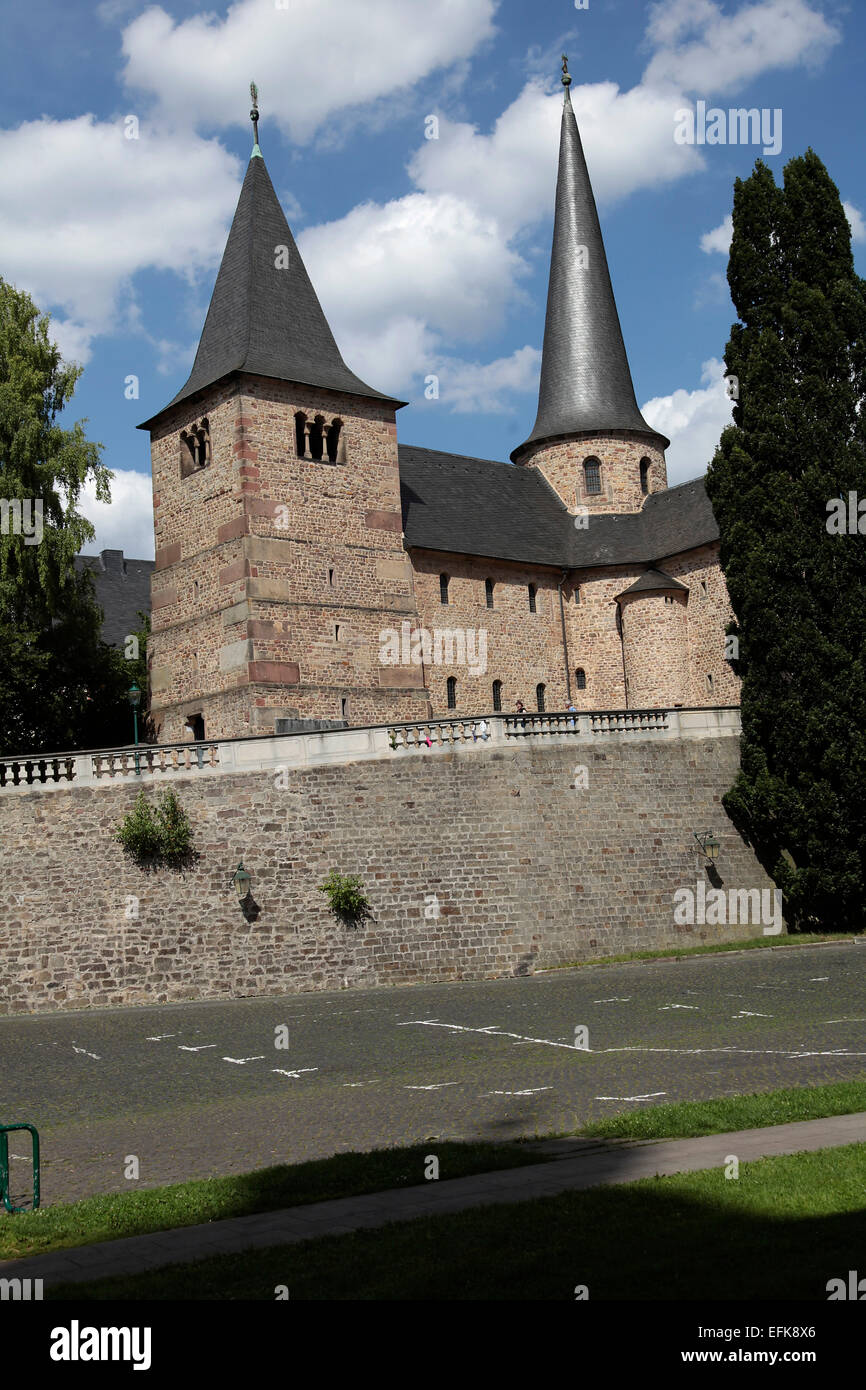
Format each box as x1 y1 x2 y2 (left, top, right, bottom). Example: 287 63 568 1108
561 54 571 88
250 81 260 148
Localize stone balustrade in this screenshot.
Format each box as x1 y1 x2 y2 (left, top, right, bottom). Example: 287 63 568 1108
0 706 741 793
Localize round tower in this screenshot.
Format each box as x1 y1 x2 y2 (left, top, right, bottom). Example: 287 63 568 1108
616 570 689 708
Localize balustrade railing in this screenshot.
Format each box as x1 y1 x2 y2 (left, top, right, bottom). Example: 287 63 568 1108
0 756 76 788
588 709 669 734
387 719 492 750
91 743 220 778
0 708 736 793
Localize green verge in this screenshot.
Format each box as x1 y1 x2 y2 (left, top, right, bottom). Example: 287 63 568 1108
545 932 861 970
0 1141 542 1262
49 1143 866 1301
577 1077 866 1141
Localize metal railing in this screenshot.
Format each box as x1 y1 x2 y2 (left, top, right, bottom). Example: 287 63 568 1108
0 1122 40 1214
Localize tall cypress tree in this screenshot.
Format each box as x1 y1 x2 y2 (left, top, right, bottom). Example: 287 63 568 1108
706 151 866 931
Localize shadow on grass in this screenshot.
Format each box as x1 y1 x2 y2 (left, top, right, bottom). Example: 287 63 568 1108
48 1144 866 1301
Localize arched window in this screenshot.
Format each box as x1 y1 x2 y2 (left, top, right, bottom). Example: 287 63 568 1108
198 419 211 466
575 668 587 691
326 418 344 463
492 680 502 712
180 419 211 477
309 415 325 461
528 583 537 613
706 672 714 695
536 682 546 712
485 578 494 609
447 676 457 710
583 457 602 494
640 457 651 495
294 412 307 458
439 573 449 605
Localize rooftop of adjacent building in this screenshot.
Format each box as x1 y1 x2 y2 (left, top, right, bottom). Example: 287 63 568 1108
75 550 154 648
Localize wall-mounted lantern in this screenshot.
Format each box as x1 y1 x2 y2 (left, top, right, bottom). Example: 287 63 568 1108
230 861 252 901
693 830 720 862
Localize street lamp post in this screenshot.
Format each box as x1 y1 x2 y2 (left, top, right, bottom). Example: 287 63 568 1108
128 685 141 775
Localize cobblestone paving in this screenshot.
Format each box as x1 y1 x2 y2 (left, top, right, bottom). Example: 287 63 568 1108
1 943 863 1206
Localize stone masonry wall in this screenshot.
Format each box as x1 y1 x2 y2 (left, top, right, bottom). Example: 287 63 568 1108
515 431 668 515
0 736 774 1015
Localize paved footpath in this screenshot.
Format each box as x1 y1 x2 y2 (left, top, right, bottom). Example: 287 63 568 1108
4 1112 864 1291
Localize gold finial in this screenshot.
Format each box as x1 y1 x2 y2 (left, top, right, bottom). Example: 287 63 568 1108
561 54 571 88
250 81 260 146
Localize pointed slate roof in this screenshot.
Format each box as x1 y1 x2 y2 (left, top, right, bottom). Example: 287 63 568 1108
512 84 665 460
615 567 689 600
140 151 399 429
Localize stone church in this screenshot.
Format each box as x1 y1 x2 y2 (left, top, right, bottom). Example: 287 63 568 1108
138 72 739 742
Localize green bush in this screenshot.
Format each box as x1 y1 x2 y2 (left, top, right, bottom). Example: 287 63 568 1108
116 789 193 866
318 870 374 928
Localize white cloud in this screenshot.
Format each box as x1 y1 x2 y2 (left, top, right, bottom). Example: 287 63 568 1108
641 358 734 485
410 79 704 232
843 201 866 244
79 468 155 559
121 0 497 144
643 0 840 96
433 345 541 414
700 214 733 254
301 192 526 346
0 116 240 363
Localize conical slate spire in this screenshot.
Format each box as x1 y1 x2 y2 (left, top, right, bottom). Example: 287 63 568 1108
142 148 397 427
512 73 662 461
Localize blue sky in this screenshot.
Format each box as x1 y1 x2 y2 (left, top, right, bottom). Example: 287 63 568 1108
0 0 862 558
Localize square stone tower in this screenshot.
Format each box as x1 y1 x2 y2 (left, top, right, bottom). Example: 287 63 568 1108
139 135 428 741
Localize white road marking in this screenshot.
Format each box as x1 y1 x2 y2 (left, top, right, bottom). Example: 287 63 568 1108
596 1092 667 1102
178 1044 218 1052
222 1056 266 1065
594 997 631 1003
731 1011 773 1018
342 1080 381 1087
659 1005 699 1010
272 1068 318 1079
146 1034 178 1041
404 1082 460 1091
810 978 829 982
822 1018 866 1024
483 1087 553 1097
604 1046 866 1058
71 1046 100 1060
398 1020 587 1051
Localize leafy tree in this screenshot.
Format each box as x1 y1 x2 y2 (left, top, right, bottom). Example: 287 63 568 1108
0 278 121 754
706 151 866 931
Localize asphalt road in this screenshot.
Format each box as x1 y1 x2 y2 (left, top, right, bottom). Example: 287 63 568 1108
1 942 864 1206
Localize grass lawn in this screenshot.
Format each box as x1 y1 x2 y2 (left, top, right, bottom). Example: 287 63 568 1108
49 1142 866 1301
0 1140 543 1262
578 1076 866 1141
548 931 861 970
